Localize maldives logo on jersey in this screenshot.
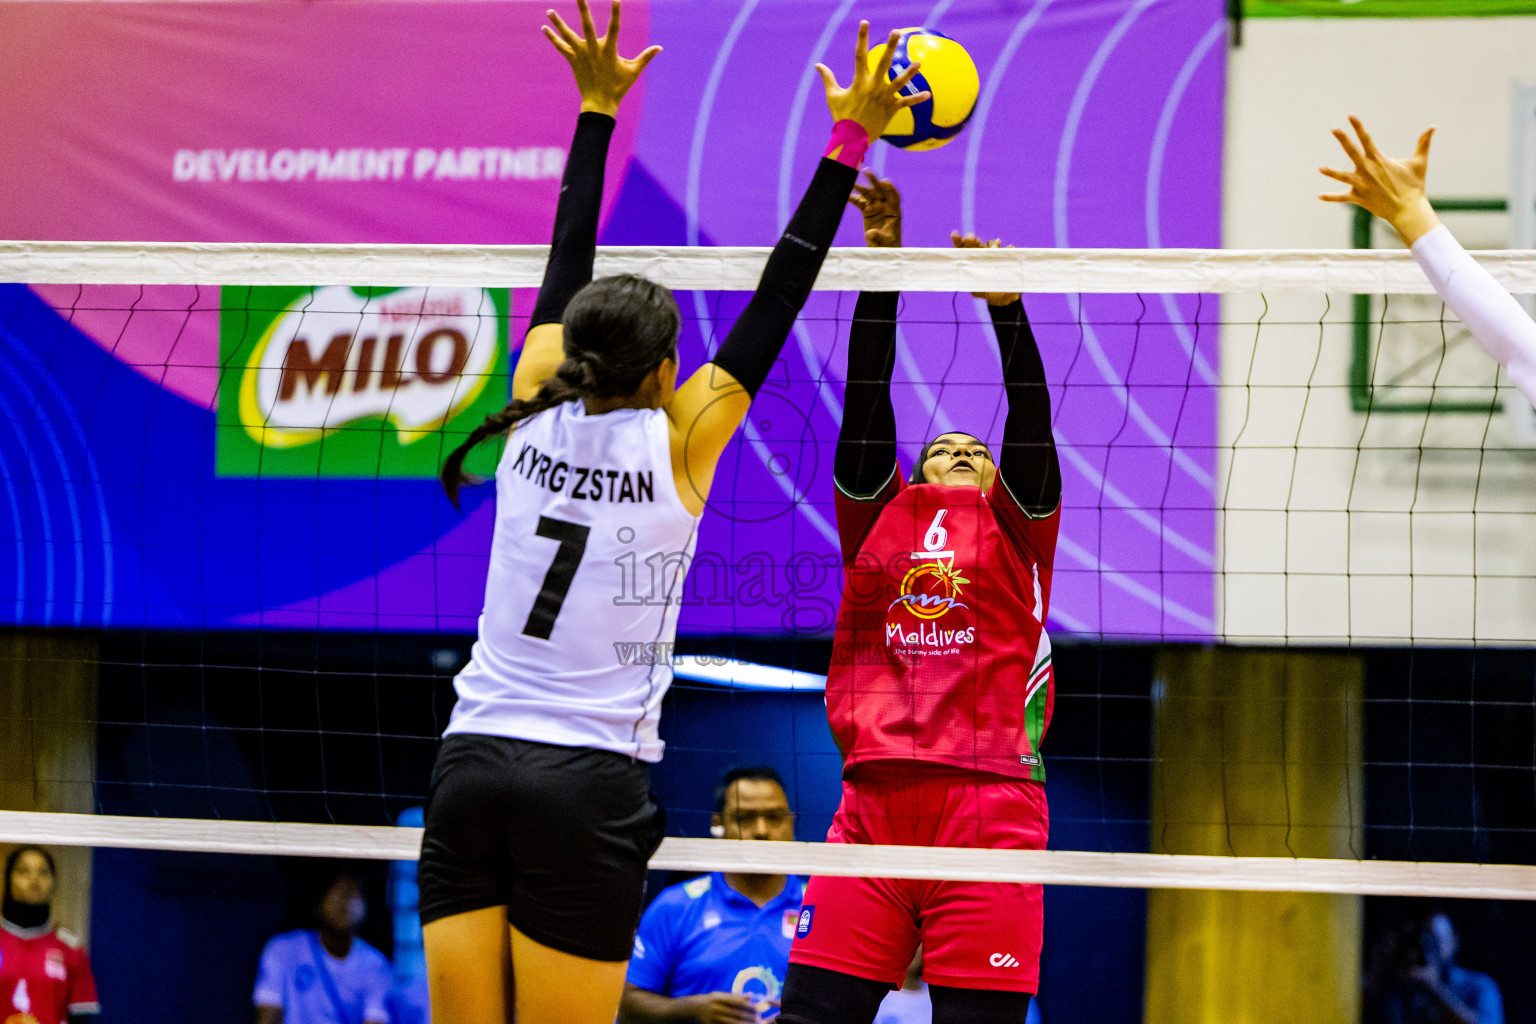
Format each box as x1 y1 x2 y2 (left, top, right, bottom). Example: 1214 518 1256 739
889 561 970 620
885 508 977 652
731 965 783 1012
216 285 510 477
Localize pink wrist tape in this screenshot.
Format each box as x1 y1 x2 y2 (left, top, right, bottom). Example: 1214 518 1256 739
825 119 871 168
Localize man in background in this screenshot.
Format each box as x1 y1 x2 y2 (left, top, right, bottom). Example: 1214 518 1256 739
1366 912 1503 1024
621 766 803 1024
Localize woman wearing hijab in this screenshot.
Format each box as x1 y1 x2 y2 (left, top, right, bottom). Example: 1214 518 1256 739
0 845 100 1024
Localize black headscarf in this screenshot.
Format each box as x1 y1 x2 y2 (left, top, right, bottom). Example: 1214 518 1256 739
3 845 55 930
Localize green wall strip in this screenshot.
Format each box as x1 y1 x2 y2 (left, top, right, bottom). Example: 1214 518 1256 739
1350 199 1508 414
1248 0 1536 16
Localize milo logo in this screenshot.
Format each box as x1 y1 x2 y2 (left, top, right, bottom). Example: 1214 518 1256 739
217 285 510 478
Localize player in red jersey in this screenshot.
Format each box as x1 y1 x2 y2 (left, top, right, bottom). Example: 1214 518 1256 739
0 847 99 1024
779 176 1059 1024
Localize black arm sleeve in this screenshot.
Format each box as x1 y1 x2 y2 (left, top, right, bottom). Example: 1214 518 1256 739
528 112 616 329
834 290 899 498
710 157 858 397
992 299 1062 516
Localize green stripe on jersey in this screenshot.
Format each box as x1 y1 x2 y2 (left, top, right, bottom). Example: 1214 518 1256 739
1025 679 1048 784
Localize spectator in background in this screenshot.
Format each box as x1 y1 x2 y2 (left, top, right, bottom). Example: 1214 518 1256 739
872 948 930 1024
0 845 99 1024
1366 912 1503 1024
872 949 1043 1024
621 767 803 1024
255 865 392 1024
385 807 430 1024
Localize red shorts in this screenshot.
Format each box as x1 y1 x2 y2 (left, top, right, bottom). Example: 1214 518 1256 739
788 762 1048 993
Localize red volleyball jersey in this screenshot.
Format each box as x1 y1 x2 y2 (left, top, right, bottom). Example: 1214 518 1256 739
0 922 99 1024
829 473 1058 782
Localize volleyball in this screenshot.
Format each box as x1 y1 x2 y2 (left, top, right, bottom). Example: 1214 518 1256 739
868 28 980 151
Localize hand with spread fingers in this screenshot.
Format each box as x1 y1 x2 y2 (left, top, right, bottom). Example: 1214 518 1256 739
951 231 1019 307
542 0 663 116
1317 116 1536 408
851 171 902 248
1319 115 1441 247
816 22 931 143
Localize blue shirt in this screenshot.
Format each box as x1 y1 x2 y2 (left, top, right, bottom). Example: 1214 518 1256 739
1374 965 1504 1024
628 873 807 1007
253 930 392 1024
1446 965 1504 1024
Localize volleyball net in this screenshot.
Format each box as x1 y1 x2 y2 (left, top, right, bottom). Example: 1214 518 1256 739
0 241 1533 902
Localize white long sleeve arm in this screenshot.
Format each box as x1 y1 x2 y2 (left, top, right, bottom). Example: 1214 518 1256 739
1411 224 1536 406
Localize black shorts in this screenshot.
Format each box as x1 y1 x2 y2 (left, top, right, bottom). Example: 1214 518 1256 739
418 733 666 962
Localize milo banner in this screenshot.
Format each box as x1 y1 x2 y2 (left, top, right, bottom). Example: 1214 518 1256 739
0 0 1226 638
218 287 509 477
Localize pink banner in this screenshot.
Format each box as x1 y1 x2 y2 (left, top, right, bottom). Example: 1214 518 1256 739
0 0 643 243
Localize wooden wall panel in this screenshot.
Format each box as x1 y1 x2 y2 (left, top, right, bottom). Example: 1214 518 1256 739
1144 647 1364 1024
0 630 98 942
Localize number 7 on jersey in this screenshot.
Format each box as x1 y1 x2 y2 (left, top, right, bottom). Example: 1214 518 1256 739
523 516 591 640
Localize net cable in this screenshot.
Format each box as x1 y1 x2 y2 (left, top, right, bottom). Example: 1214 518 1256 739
7 241 1536 293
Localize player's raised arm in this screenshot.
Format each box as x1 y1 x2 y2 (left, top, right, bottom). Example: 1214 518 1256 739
1321 116 1536 406
515 0 661 402
665 22 928 515
951 232 1060 516
835 172 902 501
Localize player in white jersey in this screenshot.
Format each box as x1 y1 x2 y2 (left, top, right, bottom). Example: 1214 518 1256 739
1321 116 1536 406
417 5 929 1023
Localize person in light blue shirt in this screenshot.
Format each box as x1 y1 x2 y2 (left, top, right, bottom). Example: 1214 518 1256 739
254 868 392 1024
385 807 430 1024
873 949 1043 1024
622 767 804 1024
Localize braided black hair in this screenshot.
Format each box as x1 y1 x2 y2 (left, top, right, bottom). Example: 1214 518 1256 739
440 274 681 507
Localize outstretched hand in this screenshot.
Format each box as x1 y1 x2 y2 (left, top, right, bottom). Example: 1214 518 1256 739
542 0 662 117
851 171 902 247
816 22 930 145
1319 115 1440 246
952 232 1019 307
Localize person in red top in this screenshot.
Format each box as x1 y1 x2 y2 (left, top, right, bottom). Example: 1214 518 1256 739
780 176 1060 1024
0 846 99 1024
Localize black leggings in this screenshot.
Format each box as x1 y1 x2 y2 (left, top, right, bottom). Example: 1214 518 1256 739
780 964 1034 1024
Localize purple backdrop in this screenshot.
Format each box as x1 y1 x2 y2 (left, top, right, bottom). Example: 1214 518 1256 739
0 0 1223 639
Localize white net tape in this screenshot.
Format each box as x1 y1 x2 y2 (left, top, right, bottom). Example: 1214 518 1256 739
6 240 1536 293
0 812 1531 900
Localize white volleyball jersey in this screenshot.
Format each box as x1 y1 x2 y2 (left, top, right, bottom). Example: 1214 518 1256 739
446 400 700 761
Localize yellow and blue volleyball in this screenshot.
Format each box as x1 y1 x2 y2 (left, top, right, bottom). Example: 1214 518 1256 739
869 28 980 151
